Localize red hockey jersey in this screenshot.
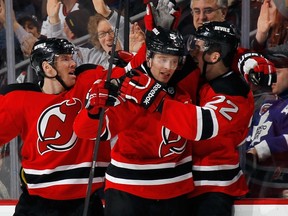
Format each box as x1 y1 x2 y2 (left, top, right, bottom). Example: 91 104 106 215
74 85 194 200
0 64 114 200
161 71 254 198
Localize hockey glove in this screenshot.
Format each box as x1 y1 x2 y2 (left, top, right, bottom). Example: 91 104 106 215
119 70 167 112
111 50 134 67
238 54 276 86
85 79 119 119
144 0 181 31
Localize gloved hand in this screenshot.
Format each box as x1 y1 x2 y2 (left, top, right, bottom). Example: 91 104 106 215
111 50 134 67
144 0 181 31
119 70 167 112
85 79 119 119
238 53 276 86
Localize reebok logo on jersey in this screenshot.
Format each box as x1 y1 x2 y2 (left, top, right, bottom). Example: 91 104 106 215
143 83 162 108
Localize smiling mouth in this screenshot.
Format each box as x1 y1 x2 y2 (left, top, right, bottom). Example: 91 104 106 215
160 72 170 77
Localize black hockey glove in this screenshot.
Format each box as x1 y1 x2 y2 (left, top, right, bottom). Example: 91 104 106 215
85 79 119 119
238 53 276 86
111 50 134 67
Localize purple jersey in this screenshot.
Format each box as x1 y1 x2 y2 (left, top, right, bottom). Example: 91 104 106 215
245 95 288 198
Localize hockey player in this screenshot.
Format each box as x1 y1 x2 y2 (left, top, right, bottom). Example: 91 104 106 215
0 38 112 216
73 26 194 216
244 52 288 198
117 21 254 216
128 0 274 103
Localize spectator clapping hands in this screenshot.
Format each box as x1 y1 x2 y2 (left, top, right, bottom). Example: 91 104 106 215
46 0 61 24
129 22 145 53
255 0 277 46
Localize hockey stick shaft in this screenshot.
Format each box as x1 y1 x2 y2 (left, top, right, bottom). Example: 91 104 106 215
82 1 124 215
124 0 130 51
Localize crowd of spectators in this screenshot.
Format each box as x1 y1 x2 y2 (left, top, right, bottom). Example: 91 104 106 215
0 0 146 86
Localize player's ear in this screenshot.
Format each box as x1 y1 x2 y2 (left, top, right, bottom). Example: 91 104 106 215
42 61 54 76
146 58 152 68
210 51 221 63
42 61 50 72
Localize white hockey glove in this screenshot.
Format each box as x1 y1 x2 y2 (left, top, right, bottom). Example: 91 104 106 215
144 0 181 31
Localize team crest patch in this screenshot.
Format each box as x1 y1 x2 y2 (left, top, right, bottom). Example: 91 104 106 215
37 98 82 155
259 103 272 115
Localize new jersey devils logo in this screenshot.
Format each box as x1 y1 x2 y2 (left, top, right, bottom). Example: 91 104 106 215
159 127 187 158
37 98 82 155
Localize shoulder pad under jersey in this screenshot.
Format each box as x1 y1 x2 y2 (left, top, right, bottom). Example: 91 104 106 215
0 83 41 95
209 72 250 97
74 64 99 76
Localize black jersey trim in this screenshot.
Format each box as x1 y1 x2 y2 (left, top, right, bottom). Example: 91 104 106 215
200 108 214 140
74 64 99 76
0 83 41 95
24 166 107 184
209 72 250 97
193 166 241 181
106 160 192 181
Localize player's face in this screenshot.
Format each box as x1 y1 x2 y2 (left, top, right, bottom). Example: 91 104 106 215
54 54 77 88
149 53 179 84
97 19 122 53
190 39 208 69
190 38 219 79
271 68 288 95
191 0 226 29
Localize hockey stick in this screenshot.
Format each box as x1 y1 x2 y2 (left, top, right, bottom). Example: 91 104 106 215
82 1 124 215
124 0 130 51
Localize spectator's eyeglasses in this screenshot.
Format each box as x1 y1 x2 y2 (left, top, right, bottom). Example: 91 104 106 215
97 29 114 39
191 7 222 16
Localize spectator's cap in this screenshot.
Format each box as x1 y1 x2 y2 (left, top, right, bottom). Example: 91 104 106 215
265 51 288 68
274 0 288 18
65 9 91 38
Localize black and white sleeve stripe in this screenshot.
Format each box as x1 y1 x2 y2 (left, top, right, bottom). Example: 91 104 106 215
195 107 219 141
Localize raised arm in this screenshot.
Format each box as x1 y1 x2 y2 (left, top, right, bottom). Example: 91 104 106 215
129 22 145 53
251 0 277 50
0 0 37 56
93 0 127 50
92 0 112 18
41 0 63 38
